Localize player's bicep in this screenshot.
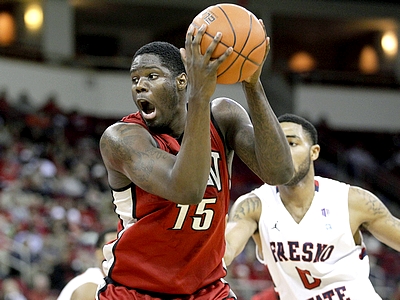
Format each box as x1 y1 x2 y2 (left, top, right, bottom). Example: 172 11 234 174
222 103 259 173
349 186 400 251
225 193 261 265
211 98 256 164
100 123 175 193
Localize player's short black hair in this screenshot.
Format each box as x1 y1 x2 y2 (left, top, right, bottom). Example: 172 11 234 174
278 113 318 145
95 228 116 249
132 41 186 77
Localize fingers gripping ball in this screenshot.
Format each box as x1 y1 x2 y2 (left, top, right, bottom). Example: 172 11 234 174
191 3 267 84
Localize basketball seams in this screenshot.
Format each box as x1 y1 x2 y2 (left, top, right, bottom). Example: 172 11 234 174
245 38 267 66
190 3 266 84
236 13 252 81
217 6 259 63
215 8 262 81
191 21 231 55
215 5 242 82
192 9 263 65
246 16 265 66
191 22 224 50
216 5 237 50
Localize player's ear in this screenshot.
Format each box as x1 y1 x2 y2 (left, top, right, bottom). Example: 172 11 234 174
176 73 187 90
310 144 320 161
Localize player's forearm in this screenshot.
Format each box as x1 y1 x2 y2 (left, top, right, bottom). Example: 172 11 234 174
224 242 236 266
225 220 255 266
368 215 400 252
242 81 294 184
224 234 245 266
172 100 211 204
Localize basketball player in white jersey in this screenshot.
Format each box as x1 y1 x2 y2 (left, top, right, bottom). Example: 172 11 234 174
225 113 400 300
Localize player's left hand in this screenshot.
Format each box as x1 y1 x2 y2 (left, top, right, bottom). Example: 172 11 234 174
181 24 232 101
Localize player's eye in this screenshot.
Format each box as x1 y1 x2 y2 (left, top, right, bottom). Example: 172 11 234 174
148 73 159 80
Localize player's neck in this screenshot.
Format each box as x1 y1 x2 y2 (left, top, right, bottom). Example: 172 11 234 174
279 171 315 198
279 175 316 223
169 107 186 139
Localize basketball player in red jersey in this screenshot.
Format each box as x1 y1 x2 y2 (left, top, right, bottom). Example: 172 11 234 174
96 23 294 300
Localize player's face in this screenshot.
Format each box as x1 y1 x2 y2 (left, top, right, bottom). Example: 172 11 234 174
130 54 182 132
280 122 317 186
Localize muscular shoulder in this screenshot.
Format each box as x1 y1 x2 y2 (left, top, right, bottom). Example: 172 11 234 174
100 122 159 188
101 122 153 146
211 97 246 113
230 191 262 222
211 97 252 150
348 186 387 231
348 186 380 213
100 122 156 161
211 97 249 126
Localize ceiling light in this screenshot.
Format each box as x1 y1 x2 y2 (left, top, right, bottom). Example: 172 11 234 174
288 51 316 73
359 45 379 74
0 12 15 46
381 31 398 57
24 4 43 31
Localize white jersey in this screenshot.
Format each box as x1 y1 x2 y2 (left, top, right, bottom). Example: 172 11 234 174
57 267 104 300
254 176 382 300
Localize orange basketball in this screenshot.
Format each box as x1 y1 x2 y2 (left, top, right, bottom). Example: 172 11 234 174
190 3 267 84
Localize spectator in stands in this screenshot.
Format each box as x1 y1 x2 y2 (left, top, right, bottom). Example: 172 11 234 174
1 277 27 300
27 272 55 300
14 91 35 117
343 141 378 183
383 138 400 177
56 228 116 300
0 88 13 122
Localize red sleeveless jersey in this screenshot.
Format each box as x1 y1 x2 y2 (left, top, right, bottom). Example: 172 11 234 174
103 111 230 295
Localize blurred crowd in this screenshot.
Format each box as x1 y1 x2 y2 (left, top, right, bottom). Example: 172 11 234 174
0 88 399 299
0 89 116 299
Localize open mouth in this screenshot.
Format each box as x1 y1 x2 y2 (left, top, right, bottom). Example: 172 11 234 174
138 100 156 119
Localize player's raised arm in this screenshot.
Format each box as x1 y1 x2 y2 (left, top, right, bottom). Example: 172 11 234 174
233 21 293 185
